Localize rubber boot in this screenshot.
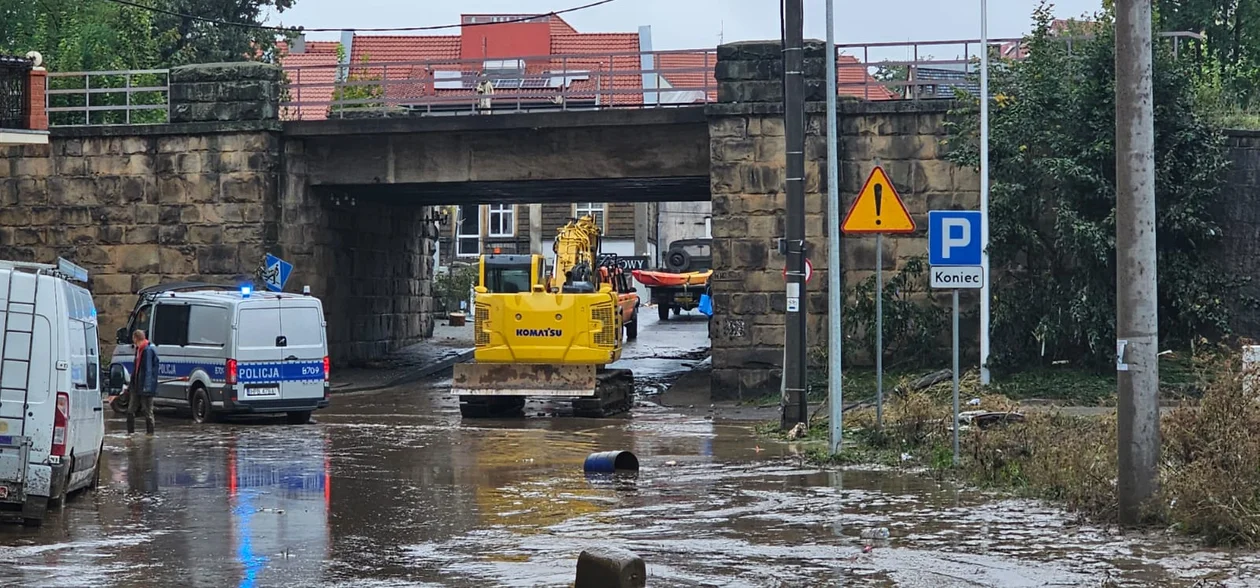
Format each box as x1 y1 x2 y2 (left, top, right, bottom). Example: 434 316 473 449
126 416 135 434
146 420 154 436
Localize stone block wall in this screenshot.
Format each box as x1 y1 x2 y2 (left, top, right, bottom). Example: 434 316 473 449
280 139 435 364
0 130 280 341
169 62 283 123
708 40 979 401
0 59 436 365
1220 130 1260 339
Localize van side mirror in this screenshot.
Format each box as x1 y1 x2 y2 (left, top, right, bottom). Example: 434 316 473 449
116 327 129 345
108 364 127 394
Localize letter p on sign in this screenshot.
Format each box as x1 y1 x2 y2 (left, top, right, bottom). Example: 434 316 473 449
929 211 983 266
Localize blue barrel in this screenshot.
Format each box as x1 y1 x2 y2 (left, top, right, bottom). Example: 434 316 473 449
583 451 639 474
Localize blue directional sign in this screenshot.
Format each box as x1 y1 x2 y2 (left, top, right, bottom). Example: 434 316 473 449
261 253 293 293
929 211 983 266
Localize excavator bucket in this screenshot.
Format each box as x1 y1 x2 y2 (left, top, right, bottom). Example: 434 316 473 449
452 363 599 397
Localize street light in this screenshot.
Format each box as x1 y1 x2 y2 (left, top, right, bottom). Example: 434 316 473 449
980 0 992 386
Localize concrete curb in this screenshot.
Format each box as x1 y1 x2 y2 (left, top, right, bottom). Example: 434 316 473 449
332 348 474 394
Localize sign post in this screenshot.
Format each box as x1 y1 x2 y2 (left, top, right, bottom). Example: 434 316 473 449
842 165 915 430
929 210 984 465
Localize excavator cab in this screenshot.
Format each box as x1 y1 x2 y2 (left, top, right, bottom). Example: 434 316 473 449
478 254 545 294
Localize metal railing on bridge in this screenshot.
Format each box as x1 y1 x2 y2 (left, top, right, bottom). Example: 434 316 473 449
46 69 170 127
837 31 1203 101
281 48 718 120
40 32 1205 127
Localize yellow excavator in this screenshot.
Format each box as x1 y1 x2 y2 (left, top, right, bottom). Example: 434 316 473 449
452 215 634 418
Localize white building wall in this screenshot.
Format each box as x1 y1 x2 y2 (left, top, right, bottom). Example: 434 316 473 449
657 201 712 265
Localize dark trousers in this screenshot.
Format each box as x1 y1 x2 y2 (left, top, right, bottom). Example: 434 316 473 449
127 394 155 434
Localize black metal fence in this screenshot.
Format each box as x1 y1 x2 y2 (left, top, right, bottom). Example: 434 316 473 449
0 55 32 129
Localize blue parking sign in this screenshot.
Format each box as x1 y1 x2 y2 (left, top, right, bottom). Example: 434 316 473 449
929 211 983 266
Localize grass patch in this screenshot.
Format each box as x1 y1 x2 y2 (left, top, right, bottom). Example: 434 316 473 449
747 349 1219 408
765 350 1260 547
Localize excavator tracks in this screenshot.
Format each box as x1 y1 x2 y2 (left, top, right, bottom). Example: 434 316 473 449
573 369 634 418
457 369 634 419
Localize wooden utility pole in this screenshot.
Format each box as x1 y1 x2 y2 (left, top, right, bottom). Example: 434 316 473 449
1114 0 1160 524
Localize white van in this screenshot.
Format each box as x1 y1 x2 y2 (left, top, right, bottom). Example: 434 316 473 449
0 259 104 527
104 283 330 425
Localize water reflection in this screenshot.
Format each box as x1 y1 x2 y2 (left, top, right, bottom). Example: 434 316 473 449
0 424 332 588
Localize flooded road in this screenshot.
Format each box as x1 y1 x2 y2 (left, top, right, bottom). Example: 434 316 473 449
2 314 1258 587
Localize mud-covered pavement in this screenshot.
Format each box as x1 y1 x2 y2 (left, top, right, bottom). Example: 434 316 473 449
2 312 1259 587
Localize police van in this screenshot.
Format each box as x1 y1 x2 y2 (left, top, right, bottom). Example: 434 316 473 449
105 283 330 425
0 259 104 527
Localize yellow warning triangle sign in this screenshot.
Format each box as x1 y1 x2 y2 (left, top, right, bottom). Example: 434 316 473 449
841 166 916 234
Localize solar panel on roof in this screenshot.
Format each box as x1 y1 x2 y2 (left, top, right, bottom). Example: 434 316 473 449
491 78 523 89
434 70 463 90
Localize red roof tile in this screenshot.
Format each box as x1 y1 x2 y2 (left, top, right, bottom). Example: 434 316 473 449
550 33 641 105
280 52 340 121
837 54 898 101
275 40 340 56
350 35 460 64
549 16 578 36
657 51 718 101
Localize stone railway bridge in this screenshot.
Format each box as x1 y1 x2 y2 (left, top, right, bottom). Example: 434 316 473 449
0 44 980 397
25 41 1255 400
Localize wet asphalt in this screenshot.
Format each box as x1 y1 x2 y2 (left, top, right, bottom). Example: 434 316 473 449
2 312 1258 587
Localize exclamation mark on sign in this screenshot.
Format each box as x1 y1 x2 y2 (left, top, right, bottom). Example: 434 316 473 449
874 183 883 225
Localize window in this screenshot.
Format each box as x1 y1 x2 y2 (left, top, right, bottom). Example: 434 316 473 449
85 324 98 390
237 306 324 348
152 304 191 346
130 304 153 338
575 203 606 232
187 305 230 346
488 204 515 238
456 204 481 257
485 266 531 294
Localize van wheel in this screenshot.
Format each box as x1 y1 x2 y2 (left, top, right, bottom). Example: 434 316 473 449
110 395 129 415
625 314 638 340
658 304 670 321
190 387 215 424
286 411 312 425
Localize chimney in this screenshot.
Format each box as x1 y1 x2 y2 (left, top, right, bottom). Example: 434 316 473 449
638 26 657 106
337 30 354 82
291 33 307 54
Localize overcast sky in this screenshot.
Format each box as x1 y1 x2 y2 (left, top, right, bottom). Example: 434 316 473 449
276 0 1106 51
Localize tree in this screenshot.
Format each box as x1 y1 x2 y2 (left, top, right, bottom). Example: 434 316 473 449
1155 0 1260 109
946 2 1238 369
328 43 385 117
0 0 297 71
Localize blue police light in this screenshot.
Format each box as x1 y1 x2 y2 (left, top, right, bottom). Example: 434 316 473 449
241 285 252 299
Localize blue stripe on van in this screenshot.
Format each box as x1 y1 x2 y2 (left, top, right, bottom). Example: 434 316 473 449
237 361 325 384
117 359 228 383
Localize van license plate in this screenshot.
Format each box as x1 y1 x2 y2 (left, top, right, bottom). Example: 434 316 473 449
245 386 280 399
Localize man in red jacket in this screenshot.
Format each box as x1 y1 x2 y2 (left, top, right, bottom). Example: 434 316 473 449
126 330 159 435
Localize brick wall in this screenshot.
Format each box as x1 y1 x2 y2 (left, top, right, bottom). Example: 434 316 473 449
26 69 47 131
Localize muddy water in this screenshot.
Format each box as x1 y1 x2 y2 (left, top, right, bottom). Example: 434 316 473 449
1 315 1258 587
